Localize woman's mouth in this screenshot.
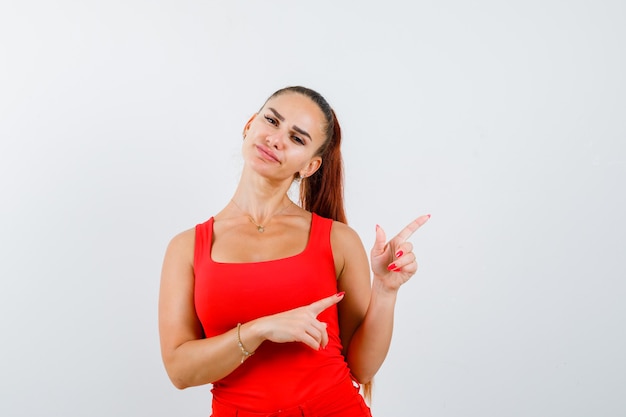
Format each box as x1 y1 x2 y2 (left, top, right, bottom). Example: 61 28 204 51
256 145 280 163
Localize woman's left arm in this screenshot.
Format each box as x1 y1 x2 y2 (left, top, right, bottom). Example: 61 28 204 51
333 215 430 384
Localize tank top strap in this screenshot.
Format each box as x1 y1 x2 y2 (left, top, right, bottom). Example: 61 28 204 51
308 213 334 260
194 217 214 267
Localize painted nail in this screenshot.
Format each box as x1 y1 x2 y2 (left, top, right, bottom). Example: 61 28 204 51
395 250 403 258
387 263 397 271
393 267 402 272
427 214 431 219
336 291 345 297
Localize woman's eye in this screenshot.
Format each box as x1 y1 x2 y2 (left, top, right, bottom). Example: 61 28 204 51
264 116 277 125
292 136 305 145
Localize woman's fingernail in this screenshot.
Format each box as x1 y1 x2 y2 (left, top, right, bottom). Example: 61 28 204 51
376 224 380 231
336 291 345 297
427 214 431 219
387 263 397 271
395 250 403 258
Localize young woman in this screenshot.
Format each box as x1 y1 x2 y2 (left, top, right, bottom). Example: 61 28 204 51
159 86 429 416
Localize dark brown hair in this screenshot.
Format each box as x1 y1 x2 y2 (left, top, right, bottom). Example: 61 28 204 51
265 86 347 224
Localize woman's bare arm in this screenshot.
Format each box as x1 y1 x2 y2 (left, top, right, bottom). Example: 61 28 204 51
158 229 249 388
333 215 429 384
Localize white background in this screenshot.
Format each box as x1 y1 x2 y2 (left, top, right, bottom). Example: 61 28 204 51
1 1 625 416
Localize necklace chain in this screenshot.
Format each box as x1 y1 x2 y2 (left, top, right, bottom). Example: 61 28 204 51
230 199 292 233
247 215 266 233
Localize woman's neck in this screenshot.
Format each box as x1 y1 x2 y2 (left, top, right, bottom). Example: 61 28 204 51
230 175 295 224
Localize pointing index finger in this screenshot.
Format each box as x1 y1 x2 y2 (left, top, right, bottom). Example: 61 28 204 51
395 214 430 242
309 292 345 317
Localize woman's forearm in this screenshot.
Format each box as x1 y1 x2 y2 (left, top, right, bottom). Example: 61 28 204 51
345 277 399 384
165 330 241 389
164 322 263 389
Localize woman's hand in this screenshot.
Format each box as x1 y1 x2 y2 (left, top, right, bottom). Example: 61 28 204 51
370 215 430 292
255 292 345 350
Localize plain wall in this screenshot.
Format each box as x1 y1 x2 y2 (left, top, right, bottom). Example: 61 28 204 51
1 1 624 416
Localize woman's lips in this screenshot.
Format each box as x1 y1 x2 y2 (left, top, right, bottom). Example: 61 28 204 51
256 145 280 163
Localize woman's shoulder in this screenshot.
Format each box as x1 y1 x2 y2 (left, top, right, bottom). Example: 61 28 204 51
329 219 369 281
165 226 197 259
169 216 215 245
330 219 365 250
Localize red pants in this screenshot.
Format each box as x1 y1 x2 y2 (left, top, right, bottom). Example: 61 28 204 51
210 376 372 417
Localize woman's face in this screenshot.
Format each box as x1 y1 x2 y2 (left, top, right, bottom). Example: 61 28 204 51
242 92 327 182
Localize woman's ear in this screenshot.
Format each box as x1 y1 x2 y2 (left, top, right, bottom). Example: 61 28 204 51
300 156 322 179
242 113 257 138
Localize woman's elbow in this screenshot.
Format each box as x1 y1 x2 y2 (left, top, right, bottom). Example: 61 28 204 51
350 369 375 386
163 359 194 390
169 374 191 390
164 361 218 389
163 364 190 390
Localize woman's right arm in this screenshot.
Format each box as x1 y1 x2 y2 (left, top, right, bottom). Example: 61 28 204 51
158 229 250 388
158 229 342 389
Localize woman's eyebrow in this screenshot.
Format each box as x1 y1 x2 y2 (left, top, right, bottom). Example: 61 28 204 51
293 126 312 142
268 107 285 121
269 107 312 142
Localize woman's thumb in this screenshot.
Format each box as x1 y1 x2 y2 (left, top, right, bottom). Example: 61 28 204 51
372 224 387 256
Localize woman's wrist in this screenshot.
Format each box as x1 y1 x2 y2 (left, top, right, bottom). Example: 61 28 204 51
371 275 400 298
236 323 255 363
237 320 265 358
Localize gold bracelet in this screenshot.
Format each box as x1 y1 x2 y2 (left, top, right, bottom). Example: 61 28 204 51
236 323 254 363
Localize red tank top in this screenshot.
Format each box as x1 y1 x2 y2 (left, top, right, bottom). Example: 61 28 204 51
194 213 350 411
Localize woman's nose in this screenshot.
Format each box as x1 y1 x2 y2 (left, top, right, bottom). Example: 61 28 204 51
266 132 285 149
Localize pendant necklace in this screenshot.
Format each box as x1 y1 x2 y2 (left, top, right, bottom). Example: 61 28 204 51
231 199 292 233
